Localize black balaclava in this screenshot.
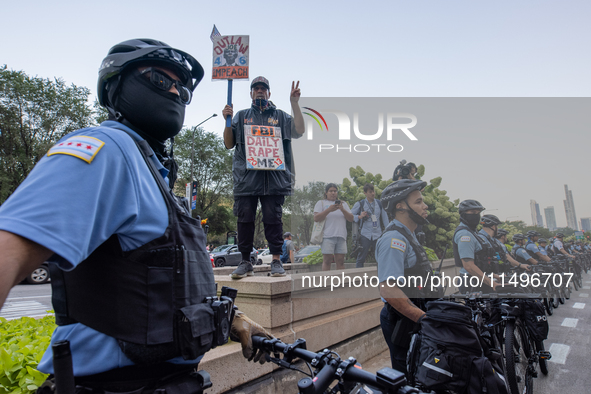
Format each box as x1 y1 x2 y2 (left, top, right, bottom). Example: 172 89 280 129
115 69 185 141
461 212 481 230
111 69 186 187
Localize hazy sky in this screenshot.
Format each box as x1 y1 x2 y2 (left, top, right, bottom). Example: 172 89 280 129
2 0 590 227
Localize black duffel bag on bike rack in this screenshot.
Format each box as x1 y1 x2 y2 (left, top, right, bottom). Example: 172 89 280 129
522 298 549 342
407 300 508 394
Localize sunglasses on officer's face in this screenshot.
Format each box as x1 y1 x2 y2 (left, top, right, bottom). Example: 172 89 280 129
140 67 192 105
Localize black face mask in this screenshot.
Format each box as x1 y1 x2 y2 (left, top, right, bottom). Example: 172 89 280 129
114 70 186 142
461 213 481 230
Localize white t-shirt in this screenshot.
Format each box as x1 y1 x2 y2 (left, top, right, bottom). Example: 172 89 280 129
314 199 351 240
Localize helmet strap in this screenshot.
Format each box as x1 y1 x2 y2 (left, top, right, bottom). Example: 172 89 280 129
403 200 429 226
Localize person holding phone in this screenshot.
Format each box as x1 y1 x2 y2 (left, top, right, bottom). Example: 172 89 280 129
313 183 354 271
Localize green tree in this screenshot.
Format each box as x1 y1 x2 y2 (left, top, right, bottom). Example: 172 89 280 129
339 164 459 257
173 126 235 237
284 181 326 246
0 66 96 203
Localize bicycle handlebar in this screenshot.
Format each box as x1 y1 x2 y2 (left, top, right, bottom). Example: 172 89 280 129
252 336 426 394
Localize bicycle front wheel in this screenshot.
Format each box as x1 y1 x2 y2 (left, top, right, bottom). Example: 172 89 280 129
505 319 532 394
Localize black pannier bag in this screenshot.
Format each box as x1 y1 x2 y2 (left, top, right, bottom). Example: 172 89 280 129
522 298 549 342
407 300 508 394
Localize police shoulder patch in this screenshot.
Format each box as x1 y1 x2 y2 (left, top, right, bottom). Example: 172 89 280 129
390 238 407 252
460 236 471 242
47 136 105 164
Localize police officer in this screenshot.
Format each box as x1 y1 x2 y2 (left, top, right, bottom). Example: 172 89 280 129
495 228 531 271
0 39 271 393
525 230 551 262
453 200 499 292
376 179 437 374
511 233 539 267
553 233 575 259
538 238 549 257
222 77 305 279
478 214 512 276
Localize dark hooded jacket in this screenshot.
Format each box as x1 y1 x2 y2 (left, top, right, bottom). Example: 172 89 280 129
230 101 302 196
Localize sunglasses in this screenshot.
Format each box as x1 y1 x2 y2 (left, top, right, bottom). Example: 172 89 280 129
139 67 192 105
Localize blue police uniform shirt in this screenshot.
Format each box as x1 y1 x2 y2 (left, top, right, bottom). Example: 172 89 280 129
376 219 419 301
0 121 200 375
496 239 509 254
539 245 548 256
454 227 483 275
514 244 532 261
525 239 540 255
351 199 390 241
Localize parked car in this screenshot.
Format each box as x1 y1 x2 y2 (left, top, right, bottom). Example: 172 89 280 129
24 262 50 284
210 246 258 267
294 245 322 264
211 244 234 253
257 249 273 265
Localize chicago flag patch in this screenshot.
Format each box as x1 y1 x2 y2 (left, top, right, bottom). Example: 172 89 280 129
390 238 407 252
48 136 105 163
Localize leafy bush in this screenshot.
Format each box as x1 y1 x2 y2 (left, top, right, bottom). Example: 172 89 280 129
0 316 55 394
303 248 323 265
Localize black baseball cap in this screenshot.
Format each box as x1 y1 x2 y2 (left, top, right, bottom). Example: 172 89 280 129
283 232 292 238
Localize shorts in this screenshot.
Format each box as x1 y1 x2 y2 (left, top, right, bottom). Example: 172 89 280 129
321 237 347 255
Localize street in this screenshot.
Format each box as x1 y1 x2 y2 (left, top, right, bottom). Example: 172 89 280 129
0 283 53 320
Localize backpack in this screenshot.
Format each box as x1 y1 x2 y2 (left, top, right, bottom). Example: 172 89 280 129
522 299 549 342
407 301 508 394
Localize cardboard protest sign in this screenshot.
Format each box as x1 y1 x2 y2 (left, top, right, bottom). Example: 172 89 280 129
212 35 249 80
245 125 286 170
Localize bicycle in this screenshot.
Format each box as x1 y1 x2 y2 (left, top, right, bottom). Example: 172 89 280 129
252 336 429 394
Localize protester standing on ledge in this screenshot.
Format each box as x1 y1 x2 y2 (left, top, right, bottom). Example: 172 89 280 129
223 77 305 279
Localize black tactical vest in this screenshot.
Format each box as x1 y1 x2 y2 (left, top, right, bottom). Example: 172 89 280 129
525 241 538 258
452 223 495 273
49 137 217 364
511 245 529 265
382 222 439 301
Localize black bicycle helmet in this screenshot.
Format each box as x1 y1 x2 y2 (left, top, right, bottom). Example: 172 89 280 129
496 228 509 237
555 232 565 238
526 230 540 238
538 238 548 244
97 38 204 108
512 233 527 242
481 214 501 227
458 200 485 214
381 179 427 213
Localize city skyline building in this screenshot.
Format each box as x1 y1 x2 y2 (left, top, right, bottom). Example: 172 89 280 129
564 185 578 230
530 200 544 227
582 218 591 232
545 206 557 231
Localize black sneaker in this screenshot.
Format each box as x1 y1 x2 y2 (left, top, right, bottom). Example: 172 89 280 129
270 259 286 277
231 260 254 279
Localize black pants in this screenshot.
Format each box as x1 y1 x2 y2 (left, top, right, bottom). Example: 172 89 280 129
380 305 409 375
234 195 285 260
355 235 376 268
